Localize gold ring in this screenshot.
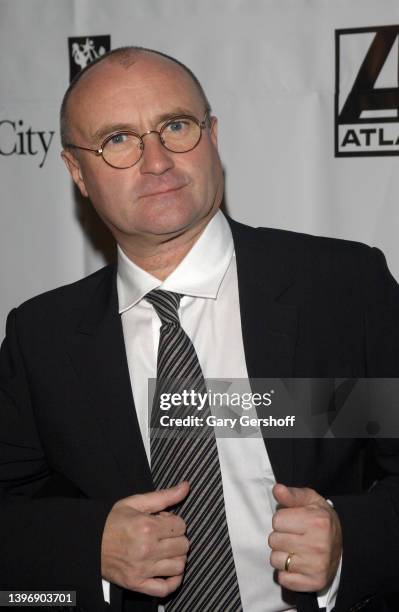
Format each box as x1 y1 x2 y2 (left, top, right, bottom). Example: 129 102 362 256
284 552 295 572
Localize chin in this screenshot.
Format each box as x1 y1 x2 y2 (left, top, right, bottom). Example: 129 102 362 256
145 218 198 238
137 203 204 236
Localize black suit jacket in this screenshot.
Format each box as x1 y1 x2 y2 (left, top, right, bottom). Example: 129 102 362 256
1 218 399 612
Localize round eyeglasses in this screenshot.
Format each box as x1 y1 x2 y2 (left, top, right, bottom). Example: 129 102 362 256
65 110 210 169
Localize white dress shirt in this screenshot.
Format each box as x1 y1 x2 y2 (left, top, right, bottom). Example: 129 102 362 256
103 211 340 611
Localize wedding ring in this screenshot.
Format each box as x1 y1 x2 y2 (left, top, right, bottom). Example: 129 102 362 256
284 552 295 572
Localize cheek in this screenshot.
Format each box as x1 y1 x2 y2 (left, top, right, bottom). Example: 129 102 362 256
197 152 222 199
83 167 130 215
188 149 221 196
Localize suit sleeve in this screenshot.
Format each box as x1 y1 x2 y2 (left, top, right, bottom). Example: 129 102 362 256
331 246 399 612
0 308 114 611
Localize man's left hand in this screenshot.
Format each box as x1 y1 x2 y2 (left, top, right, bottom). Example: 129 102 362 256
268 484 342 592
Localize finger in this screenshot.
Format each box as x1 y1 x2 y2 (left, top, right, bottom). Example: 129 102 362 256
136 575 184 597
128 482 190 514
272 508 307 534
268 531 303 553
159 535 190 558
153 555 187 578
270 550 301 573
271 548 327 581
277 570 324 593
273 484 324 509
156 513 187 539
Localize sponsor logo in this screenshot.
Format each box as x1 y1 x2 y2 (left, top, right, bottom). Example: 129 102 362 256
0 119 54 168
68 35 111 81
335 25 399 157
0 36 112 168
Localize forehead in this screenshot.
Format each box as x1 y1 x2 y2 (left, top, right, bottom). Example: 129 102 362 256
68 55 204 139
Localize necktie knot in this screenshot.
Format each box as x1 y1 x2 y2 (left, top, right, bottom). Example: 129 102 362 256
145 289 182 326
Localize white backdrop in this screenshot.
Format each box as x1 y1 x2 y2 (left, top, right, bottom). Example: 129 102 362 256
1 0 399 335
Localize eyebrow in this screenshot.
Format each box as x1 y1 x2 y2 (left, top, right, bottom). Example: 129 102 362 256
91 107 199 143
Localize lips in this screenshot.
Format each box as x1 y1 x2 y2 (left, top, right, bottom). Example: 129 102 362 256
138 180 188 199
140 185 185 198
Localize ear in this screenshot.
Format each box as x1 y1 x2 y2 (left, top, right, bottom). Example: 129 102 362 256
209 116 218 148
61 150 89 198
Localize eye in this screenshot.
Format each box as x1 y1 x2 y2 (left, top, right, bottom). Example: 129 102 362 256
109 132 129 146
165 119 190 133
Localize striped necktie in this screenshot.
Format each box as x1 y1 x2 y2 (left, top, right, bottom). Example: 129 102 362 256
145 289 242 611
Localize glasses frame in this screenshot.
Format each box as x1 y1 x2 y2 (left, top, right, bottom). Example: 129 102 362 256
65 109 211 169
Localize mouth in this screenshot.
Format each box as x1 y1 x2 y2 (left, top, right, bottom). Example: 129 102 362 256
139 184 187 199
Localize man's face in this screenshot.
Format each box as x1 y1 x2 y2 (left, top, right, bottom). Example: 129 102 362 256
62 54 223 249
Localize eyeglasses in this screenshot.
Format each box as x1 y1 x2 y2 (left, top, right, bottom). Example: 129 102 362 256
65 110 211 169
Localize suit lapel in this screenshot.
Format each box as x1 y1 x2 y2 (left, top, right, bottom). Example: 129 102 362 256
230 218 298 485
67 267 153 497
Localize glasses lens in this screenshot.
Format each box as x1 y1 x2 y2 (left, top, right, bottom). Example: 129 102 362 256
161 117 201 153
102 132 142 168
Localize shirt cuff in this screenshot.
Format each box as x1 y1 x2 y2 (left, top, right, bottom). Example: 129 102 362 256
102 579 111 604
316 554 342 611
316 498 341 611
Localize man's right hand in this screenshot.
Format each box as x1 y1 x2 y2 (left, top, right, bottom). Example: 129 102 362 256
101 481 190 597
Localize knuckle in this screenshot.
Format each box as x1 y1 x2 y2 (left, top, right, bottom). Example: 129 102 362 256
313 542 327 558
175 516 187 532
141 524 152 537
140 520 153 535
125 570 142 591
313 556 327 573
313 538 329 560
139 515 156 536
269 550 278 568
173 574 184 589
268 532 275 549
312 512 330 531
137 540 152 559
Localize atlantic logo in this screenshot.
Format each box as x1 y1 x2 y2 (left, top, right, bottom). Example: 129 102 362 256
335 25 399 157
68 35 111 81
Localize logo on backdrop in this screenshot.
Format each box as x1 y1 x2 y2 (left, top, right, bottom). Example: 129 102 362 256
68 35 111 81
0 36 111 168
335 25 399 157
0 120 54 168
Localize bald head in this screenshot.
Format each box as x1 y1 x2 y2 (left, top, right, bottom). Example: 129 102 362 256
60 46 211 148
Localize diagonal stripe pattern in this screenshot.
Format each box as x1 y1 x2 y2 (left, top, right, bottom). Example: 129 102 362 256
146 289 242 611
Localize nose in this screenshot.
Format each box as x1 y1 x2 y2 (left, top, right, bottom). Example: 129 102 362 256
139 131 174 175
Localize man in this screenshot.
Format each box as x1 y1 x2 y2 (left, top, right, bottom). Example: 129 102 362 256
1 46 399 612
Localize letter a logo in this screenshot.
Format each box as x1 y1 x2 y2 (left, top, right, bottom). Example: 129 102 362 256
335 25 399 157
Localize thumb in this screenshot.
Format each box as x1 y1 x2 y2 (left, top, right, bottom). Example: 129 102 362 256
273 483 322 508
128 481 190 514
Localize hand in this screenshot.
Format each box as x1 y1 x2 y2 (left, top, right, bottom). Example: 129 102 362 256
268 484 342 592
101 481 190 597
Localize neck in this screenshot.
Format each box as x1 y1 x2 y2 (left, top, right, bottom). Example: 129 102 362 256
118 214 214 280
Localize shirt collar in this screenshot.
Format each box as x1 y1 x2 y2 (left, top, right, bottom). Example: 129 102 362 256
117 210 234 314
